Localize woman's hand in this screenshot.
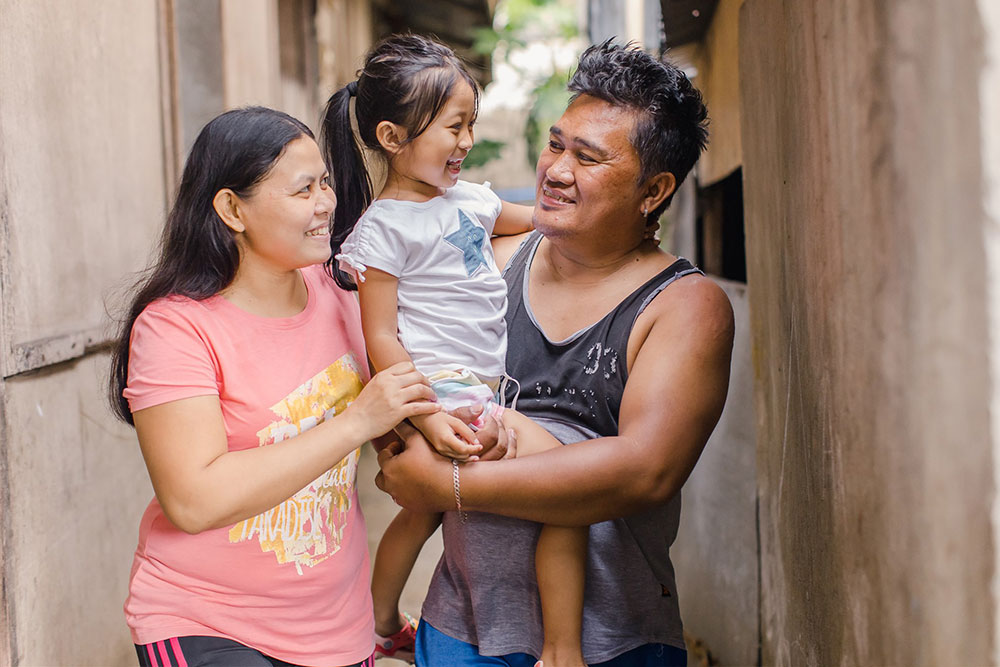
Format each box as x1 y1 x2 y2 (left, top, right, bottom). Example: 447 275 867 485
343 361 439 442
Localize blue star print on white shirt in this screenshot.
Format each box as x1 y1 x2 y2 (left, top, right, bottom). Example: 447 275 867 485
444 210 488 277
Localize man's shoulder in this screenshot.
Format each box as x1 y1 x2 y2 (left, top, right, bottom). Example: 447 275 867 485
635 268 735 349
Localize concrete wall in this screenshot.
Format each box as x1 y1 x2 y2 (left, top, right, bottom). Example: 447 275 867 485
0 2 354 664
693 0 742 186
0 2 167 665
740 0 996 664
673 280 758 666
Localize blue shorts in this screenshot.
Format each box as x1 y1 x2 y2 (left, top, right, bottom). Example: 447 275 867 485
415 620 687 667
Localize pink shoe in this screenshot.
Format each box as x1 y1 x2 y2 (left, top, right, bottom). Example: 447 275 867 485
374 612 418 663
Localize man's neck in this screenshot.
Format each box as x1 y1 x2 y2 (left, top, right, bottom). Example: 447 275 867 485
539 236 661 285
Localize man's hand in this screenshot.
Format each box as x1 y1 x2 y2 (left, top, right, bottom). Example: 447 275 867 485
375 430 454 513
449 406 516 461
375 421 518 511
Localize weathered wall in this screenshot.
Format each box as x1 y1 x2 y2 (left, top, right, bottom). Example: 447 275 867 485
673 280 758 666
985 0 1000 658
693 0 742 186
741 0 994 664
0 1 168 665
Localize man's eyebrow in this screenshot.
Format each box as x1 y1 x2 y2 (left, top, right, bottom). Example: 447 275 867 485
549 126 608 158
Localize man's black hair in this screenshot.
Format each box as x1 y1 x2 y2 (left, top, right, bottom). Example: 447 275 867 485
568 40 709 217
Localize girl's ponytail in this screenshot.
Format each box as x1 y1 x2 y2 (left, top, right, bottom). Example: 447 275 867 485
321 82 371 291
320 35 480 291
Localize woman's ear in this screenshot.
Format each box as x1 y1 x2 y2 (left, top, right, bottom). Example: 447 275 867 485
375 120 408 155
213 189 245 233
640 171 678 216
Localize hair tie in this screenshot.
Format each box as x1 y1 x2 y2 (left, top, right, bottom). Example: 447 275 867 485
346 80 358 97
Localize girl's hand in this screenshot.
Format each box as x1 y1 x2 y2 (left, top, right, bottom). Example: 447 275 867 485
411 411 483 461
344 362 439 441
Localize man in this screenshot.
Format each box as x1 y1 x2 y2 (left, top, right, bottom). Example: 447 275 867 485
377 41 735 666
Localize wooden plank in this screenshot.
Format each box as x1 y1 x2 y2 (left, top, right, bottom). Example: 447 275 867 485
5 327 108 379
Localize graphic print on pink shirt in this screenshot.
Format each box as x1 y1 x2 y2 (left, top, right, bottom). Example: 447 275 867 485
228 352 365 574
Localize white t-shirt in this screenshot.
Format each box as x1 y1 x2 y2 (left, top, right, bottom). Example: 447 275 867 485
336 180 508 381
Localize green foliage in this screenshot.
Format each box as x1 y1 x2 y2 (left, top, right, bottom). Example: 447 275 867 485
464 138 506 169
471 0 581 170
525 73 573 166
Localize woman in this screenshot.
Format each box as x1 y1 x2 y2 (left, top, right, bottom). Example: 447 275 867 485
108 106 440 667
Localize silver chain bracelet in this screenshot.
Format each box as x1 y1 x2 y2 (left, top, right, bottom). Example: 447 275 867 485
452 459 467 523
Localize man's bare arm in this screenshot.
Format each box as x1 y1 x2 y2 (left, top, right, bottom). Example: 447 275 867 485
376 276 735 525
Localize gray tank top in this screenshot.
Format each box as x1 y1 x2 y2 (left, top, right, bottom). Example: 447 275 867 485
420 232 702 662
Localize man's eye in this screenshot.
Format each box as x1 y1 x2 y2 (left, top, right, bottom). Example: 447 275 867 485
578 153 596 163
548 141 563 152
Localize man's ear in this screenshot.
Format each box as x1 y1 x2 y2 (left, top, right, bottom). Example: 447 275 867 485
640 172 678 215
213 189 245 233
375 120 408 155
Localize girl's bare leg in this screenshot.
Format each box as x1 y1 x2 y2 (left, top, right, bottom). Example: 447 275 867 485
536 524 588 666
371 507 442 635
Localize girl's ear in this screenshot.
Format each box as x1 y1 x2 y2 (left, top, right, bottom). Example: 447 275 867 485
375 120 408 155
213 189 246 233
640 171 678 217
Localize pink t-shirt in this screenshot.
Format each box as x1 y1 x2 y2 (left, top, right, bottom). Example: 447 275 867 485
123 264 374 666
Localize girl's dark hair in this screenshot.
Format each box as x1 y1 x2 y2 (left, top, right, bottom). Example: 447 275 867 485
568 40 709 221
108 106 313 425
321 33 480 290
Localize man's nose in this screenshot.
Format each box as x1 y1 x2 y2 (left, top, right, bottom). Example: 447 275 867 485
544 151 574 185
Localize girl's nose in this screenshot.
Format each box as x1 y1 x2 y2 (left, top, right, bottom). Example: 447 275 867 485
459 127 474 151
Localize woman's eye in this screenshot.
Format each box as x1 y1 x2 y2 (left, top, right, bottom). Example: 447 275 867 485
320 176 330 188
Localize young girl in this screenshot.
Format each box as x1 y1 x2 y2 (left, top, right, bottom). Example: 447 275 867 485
109 107 440 667
322 34 588 667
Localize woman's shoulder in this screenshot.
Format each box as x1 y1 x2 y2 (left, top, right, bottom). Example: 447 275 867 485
138 293 215 323
302 264 358 306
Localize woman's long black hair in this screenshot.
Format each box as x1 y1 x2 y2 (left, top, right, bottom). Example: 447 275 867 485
108 106 312 425
321 33 480 290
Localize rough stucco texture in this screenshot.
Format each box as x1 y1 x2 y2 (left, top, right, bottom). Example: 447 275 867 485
673 280 758 666
0 0 166 356
6 355 150 666
740 1 993 664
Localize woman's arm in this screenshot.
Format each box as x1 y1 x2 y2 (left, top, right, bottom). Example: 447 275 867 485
135 361 439 534
493 201 534 236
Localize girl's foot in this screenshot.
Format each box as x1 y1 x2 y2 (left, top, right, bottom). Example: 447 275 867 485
374 612 418 663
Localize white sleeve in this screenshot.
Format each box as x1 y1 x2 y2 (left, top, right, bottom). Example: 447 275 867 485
335 210 409 282
462 181 503 236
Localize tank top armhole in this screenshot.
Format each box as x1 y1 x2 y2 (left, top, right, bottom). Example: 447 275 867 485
501 230 542 279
